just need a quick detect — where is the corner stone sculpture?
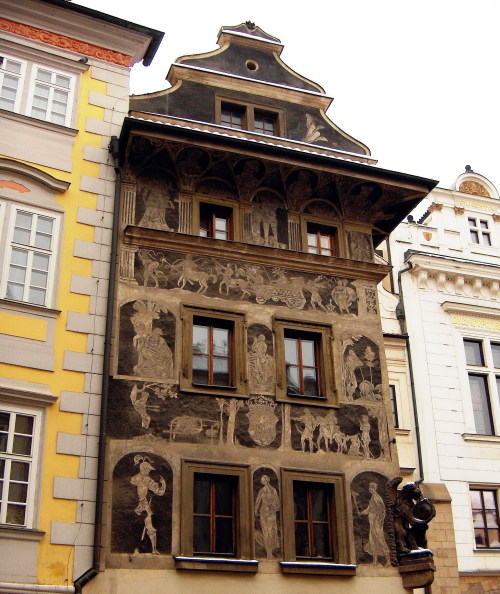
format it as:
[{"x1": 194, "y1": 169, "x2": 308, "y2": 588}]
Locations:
[{"x1": 387, "y1": 478, "x2": 436, "y2": 558}]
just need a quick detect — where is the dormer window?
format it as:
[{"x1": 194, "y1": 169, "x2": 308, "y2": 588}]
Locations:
[
  {"x1": 468, "y1": 217, "x2": 491, "y2": 246},
  {"x1": 217, "y1": 98, "x2": 282, "y2": 137}
]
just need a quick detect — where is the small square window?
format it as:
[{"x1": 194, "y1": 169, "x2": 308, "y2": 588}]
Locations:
[
  {"x1": 199, "y1": 203, "x2": 232, "y2": 240},
  {"x1": 306, "y1": 223, "x2": 337, "y2": 256},
  {"x1": 254, "y1": 110, "x2": 277, "y2": 136},
  {"x1": 274, "y1": 318, "x2": 335, "y2": 405},
  {"x1": 468, "y1": 217, "x2": 492, "y2": 246},
  {"x1": 181, "y1": 306, "x2": 247, "y2": 396},
  {"x1": 470, "y1": 488, "x2": 500, "y2": 548},
  {"x1": 221, "y1": 103, "x2": 245, "y2": 130}
]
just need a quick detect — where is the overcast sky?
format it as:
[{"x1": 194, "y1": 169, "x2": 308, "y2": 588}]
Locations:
[{"x1": 79, "y1": 0, "x2": 499, "y2": 193}]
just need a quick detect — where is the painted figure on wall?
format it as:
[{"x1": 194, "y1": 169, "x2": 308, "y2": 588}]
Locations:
[
  {"x1": 248, "y1": 333, "x2": 275, "y2": 392},
  {"x1": 130, "y1": 455, "x2": 166, "y2": 555},
  {"x1": 139, "y1": 187, "x2": 175, "y2": 231},
  {"x1": 255, "y1": 474, "x2": 281, "y2": 558},
  {"x1": 342, "y1": 335, "x2": 382, "y2": 402},
  {"x1": 360, "y1": 482, "x2": 390, "y2": 565}
]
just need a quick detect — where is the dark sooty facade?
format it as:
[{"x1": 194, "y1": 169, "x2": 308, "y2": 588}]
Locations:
[{"x1": 97, "y1": 22, "x2": 438, "y2": 593}]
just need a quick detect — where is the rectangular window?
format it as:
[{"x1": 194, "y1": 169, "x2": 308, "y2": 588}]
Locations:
[
  {"x1": 389, "y1": 384, "x2": 399, "y2": 428},
  {"x1": 468, "y1": 217, "x2": 492, "y2": 246},
  {"x1": 275, "y1": 318, "x2": 334, "y2": 404},
  {"x1": 180, "y1": 461, "x2": 252, "y2": 563},
  {"x1": 4, "y1": 208, "x2": 58, "y2": 306},
  {"x1": 306, "y1": 223, "x2": 337, "y2": 256},
  {"x1": 221, "y1": 102, "x2": 245, "y2": 130},
  {"x1": 294, "y1": 481, "x2": 334, "y2": 559},
  {"x1": 281, "y1": 470, "x2": 350, "y2": 568},
  {"x1": 254, "y1": 110, "x2": 277, "y2": 136},
  {"x1": 470, "y1": 488, "x2": 500, "y2": 549},
  {"x1": 0, "y1": 54, "x2": 74, "y2": 126},
  {"x1": 192, "y1": 317, "x2": 232, "y2": 387},
  {"x1": 0, "y1": 406, "x2": 40, "y2": 527},
  {"x1": 193, "y1": 473, "x2": 237, "y2": 555},
  {"x1": 182, "y1": 306, "x2": 246, "y2": 396},
  {"x1": 0, "y1": 56, "x2": 25, "y2": 113},
  {"x1": 285, "y1": 330, "x2": 320, "y2": 397},
  {"x1": 463, "y1": 339, "x2": 497, "y2": 435},
  {"x1": 217, "y1": 98, "x2": 282, "y2": 137},
  {"x1": 199, "y1": 202, "x2": 232, "y2": 240}
]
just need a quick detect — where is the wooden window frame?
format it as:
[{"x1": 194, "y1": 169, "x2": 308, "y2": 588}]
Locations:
[
  {"x1": 469, "y1": 486, "x2": 500, "y2": 549},
  {"x1": 274, "y1": 317, "x2": 335, "y2": 406},
  {"x1": 280, "y1": 469, "x2": 354, "y2": 575},
  {"x1": 177, "y1": 460, "x2": 256, "y2": 572},
  {"x1": 300, "y1": 214, "x2": 343, "y2": 258},
  {"x1": 215, "y1": 96, "x2": 284, "y2": 137},
  {"x1": 192, "y1": 196, "x2": 240, "y2": 242},
  {"x1": 198, "y1": 201, "x2": 233, "y2": 241},
  {"x1": 181, "y1": 305, "x2": 247, "y2": 397}
]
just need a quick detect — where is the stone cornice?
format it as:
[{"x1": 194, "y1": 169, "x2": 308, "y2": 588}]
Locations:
[
  {"x1": 406, "y1": 252, "x2": 500, "y2": 301},
  {"x1": 0, "y1": 156, "x2": 70, "y2": 193}
]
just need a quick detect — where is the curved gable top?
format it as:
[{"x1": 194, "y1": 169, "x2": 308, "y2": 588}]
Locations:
[
  {"x1": 455, "y1": 166, "x2": 498, "y2": 199},
  {"x1": 175, "y1": 22, "x2": 324, "y2": 94},
  {"x1": 0, "y1": 157, "x2": 70, "y2": 194}
]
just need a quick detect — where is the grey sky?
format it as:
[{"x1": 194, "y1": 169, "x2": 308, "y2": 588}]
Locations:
[{"x1": 79, "y1": 0, "x2": 499, "y2": 192}]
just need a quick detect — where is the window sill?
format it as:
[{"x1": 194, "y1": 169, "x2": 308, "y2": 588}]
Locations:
[
  {"x1": 276, "y1": 397, "x2": 338, "y2": 409},
  {"x1": 473, "y1": 548, "x2": 500, "y2": 553},
  {"x1": 0, "y1": 298, "x2": 61, "y2": 318},
  {"x1": 174, "y1": 556, "x2": 258, "y2": 573},
  {"x1": 462, "y1": 433, "x2": 500, "y2": 444},
  {"x1": 0, "y1": 525, "x2": 45, "y2": 542},
  {"x1": 280, "y1": 561, "x2": 356, "y2": 576},
  {"x1": 0, "y1": 109, "x2": 78, "y2": 137}
]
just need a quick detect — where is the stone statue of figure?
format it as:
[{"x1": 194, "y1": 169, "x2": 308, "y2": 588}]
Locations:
[
  {"x1": 130, "y1": 456, "x2": 166, "y2": 555},
  {"x1": 255, "y1": 475, "x2": 280, "y2": 558},
  {"x1": 360, "y1": 482, "x2": 390, "y2": 565}
]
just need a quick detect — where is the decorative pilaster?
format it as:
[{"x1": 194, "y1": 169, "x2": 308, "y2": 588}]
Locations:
[
  {"x1": 287, "y1": 220, "x2": 301, "y2": 251},
  {"x1": 178, "y1": 196, "x2": 193, "y2": 234},
  {"x1": 121, "y1": 182, "x2": 136, "y2": 226}
]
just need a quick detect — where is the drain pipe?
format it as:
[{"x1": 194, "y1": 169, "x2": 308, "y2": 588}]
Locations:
[
  {"x1": 396, "y1": 261, "x2": 424, "y2": 483},
  {"x1": 74, "y1": 136, "x2": 121, "y2": 593}
]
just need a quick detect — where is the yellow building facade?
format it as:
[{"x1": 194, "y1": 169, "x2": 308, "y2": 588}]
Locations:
[{"x1": 0, "y1": 1, "x2": 161, "y2": 591}]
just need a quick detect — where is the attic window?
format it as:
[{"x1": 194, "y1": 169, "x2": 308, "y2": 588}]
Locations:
[
  {"x1": 217, "y1": 98, "x2": 282, "y2": 137},
  {"x1": 221, "y1": 103, "x2": 245, "y2": 130}
]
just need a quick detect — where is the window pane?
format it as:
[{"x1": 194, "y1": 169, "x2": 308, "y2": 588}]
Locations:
[
  {"x1": 213, "y1": 357, "x2": 229, "y2": 386},
  {"x1": 12, "y1": 434, "x2": 32, "y2": 456},
  {"x1": 301, "y1": 340, "x2": 316, "y2": 367},
  {"x1": 193, "y1": 516, "x2": 210, "y2": 552},
  {"x1": 303, "y1": 368, "x2": 318, "y2": 396},
  {"x1": 470, "y1": 230, "x2": 479, "y2": 243},
  {"x1": 0, "y1": 412, "x2": 9, "y2": 432},
  {"x1": 13, "y1": 228, "x2": 31, "y2": 245},
  {"x1": 464, "y1": 340, "x2": 484, "y2": 366},
  {"x1": 310, "y1": 486, "x2": 328, "y2": 521},
  {"x1": 492, "y1": 344, "x2": 500, "y2": 368},
  {"x1": 10, "y1": 461, "x2": 30, "y2": 482},
  {"x1": 212, "y1": 328, "x2": 229, "y2": 356},
  {"x1": 31, "y1": 270, "x2": 48, "y2": 289},
  {"x1": 285, "y1": 337, "x2": 298, "y2": 365},
  {"x1": 214, "y1": 476, "x2": 234, "y2": 515},
  {"x1": 33, "y1": 253, "x2": 50, "y2": 272},
  {"x1": 192, "y1": 355, "x2": 209, "y2": 384},
  {"x1": 49, "y1": 112, "x2": 66, "y2": 126},
  {"x1": 293, "y1": 483, "x2": 307, "y2": 520},
  {"x1": 36, "y1": 69, "x2": 52, "y2": 83},
  {"x1": 8, "y1": 265, "x2": 26, "y2": 283},
  {"x1": 215, "y1": 517, "x2": 234, "y2": 554},
  {"x1": 468, "y1": 374, "x2": 494, "y2": 435},
  {"x1": 34, "y1": 232, "x2": 52, "y2": 251},
  {"x1": 10, "y1": 248, "x2": 28, "y2": 266},
  {"x1": 313, "y1": 523, "x2": 331, "y2": 558},
  {"x1": 286, "y1": 366, "x2": 300, "y2": 394},
  {"x1": 5, "y1": 60, "x2": 22, "y2": 75},
  {"x1": 6, "y1": 503, "x2": 26, "y2": 525},
  {"x1": 28, "y1": 287, "x2": 46, "y2": 306},
  {"x1": 0, "y1": 433, "x2": 7, "y2": 453},
  {"x1": 6, "y1": 283, "x2": 24, "y2": 301},
  {"x1": 8, "y1": 481, "x2": 28, "y2": 503},
  {"x1": 295, "y1": 523, "x2": 309, "y2": 557},
  {"x1": 193, "y1": 475, "x2": 210, "y2": 514},
  {"x1": 55, "y1": 74, "x2": 70, "y2": 88},
  {"x1": 14, "y1": 415, "x2": 33, "y2": 436},
  {"x1": 193, "y1": 325, "x2": 209, "y2": 354}
]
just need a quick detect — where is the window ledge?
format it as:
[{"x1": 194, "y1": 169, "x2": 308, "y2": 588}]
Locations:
[
  {"x1": 0, "y1": 525, "x2": 45, "y2": 542},
  {"x1": 462, "y1": 433, "x2": 500, "y2": 444},
  {"x1": 395, "y1": 428, "x2": 411, "y2": 437},
  {"x1": 174, "y1": 556, "x2": 259, "y2": 573},
  {"x1": 276, "y1": 397, "x2": 339, "y2": 409},
  {"x1": 0, "y1": 298, "x2": 61, "y2": 318},
  {"x1": 0, "y1": 109, "x2": 78, "y2": 137},
  {"x1": 280, "y1": 561, "x2": 356, "y2": 576},
  {"x1": 473, "y1": 548, "x2": 500, "y2": 553}
]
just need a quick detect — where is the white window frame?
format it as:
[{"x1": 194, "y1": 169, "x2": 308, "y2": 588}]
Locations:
[
  {"x1": 26, "y1": 63, "x2": 75, "y2": 127},
  {"x1": 0, "y1": 403, "x2": 42, "y2": 528},
  {"x1": 1, "y1": 204, "x2": 61, "y2": 308},
  {"x1": 0, "y1": 54, "x2": 27, "y2": 114},
  {"x1": 469, "y1": 484, "x2": 500, "y2": 550},
  {"x1": 0, "y1": 52, "x2": 75, "y2": 127},
  {"x1": 460, "y1": 335, "x2": 500, "y2": 436}
]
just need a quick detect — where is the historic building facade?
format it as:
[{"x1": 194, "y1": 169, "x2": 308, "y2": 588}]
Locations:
[
  {"x1": 87, "y1": 23, "x2": 440, "y2": 593},
  {"x1": 381, "y1": 168, "x2": 500, "y2": 593},
  {"x1": 0, "y1": 1, "x2": 161, "y2": 591}
]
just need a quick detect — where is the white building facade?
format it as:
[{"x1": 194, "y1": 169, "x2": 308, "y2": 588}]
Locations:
[{"x1": 381, "y1": 167, "x2": 500, "y2": 592}]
